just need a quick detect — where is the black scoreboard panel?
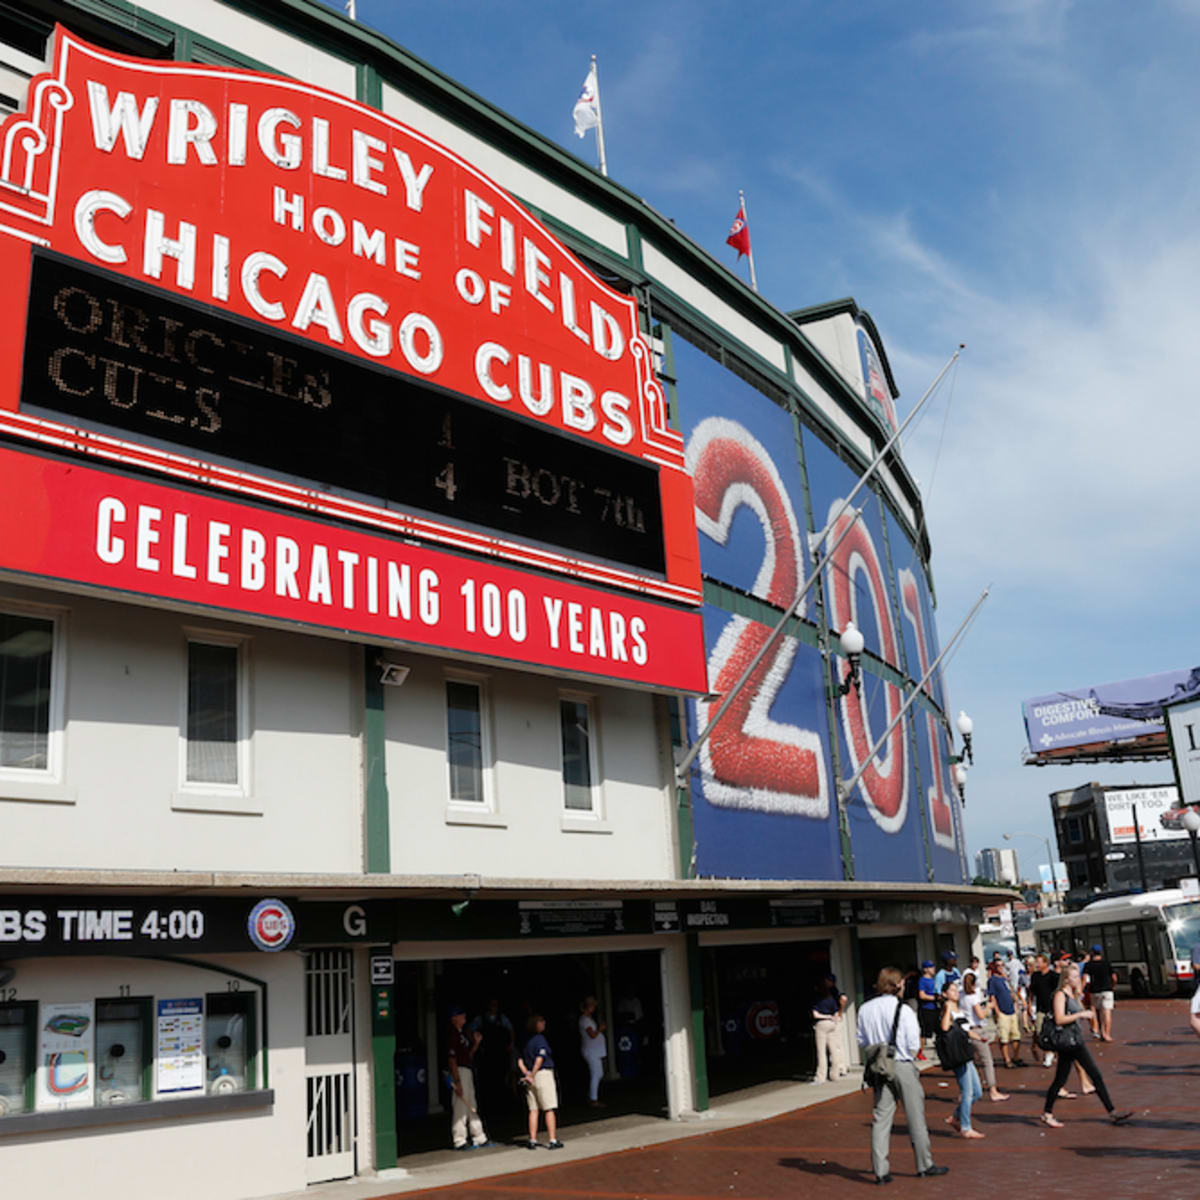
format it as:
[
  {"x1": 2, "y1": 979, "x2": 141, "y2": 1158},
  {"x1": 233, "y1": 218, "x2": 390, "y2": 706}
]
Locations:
[{"x1": 20, "y1": 254, "x2": 666, "y2": 574}]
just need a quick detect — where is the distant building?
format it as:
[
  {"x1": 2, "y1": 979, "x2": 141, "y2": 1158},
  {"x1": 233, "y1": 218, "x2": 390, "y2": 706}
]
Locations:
[
  {"x1": 976, "y1": 847, "x2": 1020, "y2": 885},
  {"x1": 1051, "y1": 782, "x2": 1199, "y2": 907}
]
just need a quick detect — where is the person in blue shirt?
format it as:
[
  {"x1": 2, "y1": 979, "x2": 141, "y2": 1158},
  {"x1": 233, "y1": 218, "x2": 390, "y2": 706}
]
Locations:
[
  {"x1": 518, "y1": 1014, "x2": 563, "y2": 1150},
  {"x1": 933, "y1": 951, "x2": 961, "y2": 996},
  {"x1": 986, "y1": 961, "x2": 1021, "y2": 1067},
  {"x1": 917, "y1": 961, "x2": 939, "y2": 1047}
]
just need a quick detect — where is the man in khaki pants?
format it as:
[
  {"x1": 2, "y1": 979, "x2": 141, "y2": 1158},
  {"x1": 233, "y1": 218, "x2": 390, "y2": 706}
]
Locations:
[
  {"x1": 447, "y1": 1006, "x2": 490, "y2": 1151},
  {"x1": 811, "y1": 973, "x2": 848, "y2": 1083}
]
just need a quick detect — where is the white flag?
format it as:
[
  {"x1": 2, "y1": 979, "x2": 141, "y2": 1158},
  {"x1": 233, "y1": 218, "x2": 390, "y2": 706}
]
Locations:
[{"x1": 573, "y1": 64, "x2": 599, "y2": 137}]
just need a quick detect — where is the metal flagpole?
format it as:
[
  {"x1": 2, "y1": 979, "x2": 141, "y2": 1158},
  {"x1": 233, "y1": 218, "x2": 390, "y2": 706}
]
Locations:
[
  {"x1": 591, "y1": 55, "x2": 608, "y2": 177},
  {"x1": 836, "y1": 588, "x2": 990, "y2": 803},
  {"x1": 673, "y1": 344, "x2": 964, "y2": 786},
  {"x1": 740, "y1": 189, "x2": 758, "y2": 293}
]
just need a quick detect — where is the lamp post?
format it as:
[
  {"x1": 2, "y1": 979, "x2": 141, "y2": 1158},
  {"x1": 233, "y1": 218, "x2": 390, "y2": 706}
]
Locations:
[
  {"x1": 1005, "y1": 830, "x2": 1057, "y2": 911},
  {"x1": 954, "y1": 763, "x2": 968, "y2": 804},
  {"x1": 1182, "y1": 809, "x2": 1200, "y2": 880}
]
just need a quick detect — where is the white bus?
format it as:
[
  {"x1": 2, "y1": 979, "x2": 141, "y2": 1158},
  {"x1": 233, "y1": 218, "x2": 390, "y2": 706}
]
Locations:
[{"x1": 1033, "y1": 889, "x2": 1200, "y2": 996}]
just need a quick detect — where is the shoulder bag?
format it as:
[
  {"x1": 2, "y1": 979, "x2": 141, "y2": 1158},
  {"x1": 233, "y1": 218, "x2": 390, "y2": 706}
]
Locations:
[{"x1": 862, "y1": 1000, "x2": 904, "y2": 1087}]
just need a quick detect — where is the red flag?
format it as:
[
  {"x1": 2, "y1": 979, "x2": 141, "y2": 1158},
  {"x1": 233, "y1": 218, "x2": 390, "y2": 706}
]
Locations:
[{"x1": 726, "y1": 204, "x2": 751, "y2": 258}]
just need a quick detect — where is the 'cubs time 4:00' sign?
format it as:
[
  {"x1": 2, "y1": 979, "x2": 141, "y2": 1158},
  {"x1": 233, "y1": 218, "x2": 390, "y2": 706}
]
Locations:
[{"x1": 0, "y1": 29, "x2": 705, "y2": 692}]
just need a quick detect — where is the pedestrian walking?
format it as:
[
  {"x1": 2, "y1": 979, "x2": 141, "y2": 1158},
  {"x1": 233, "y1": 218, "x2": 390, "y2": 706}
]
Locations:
[
  {"x1": 578, "y1": 995, "x2": 607, "y2": 1107},
  {"x1": 1039, "y1": 962, "x2": 1132, "y2": 1128},
  {"x1": 1082, "y1": 945, "x2": 1117, "y2": 1042},
  {"x1": 986, "y1": 961, "x2": 1021, "y2": 1067},
  {"x1": 916, "y1": 960, "x2": 939, "y2": 1047},
  {"x1": 1028, "y1": 953, "x2": 1058, "y2": 1067},
  {"x1": 447, "y1": 1005, "x2": 491, "y2": 1150},
  {"x1": 938, "y1": 979, "x2": 985, "y2": 1139},
  {"x1": 518, "y1": 1013, "x2": 563, "y2": 1150},
  {"x1": 959, "y1": 971, "x2": 1009, "y2": 1102},
  {"x1": 856, "y1": 966, "x2": 949, "y2": 1184},
  {"x1": 811, "y1": 973, "x2": 848, "y2": 1083}
]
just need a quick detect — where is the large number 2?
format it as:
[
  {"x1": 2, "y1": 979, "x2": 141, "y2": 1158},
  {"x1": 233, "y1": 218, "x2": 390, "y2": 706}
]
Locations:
[
  {"x1": 899, "y1": 569, "x2": 956, "y2": 849},
  {"x1": 685, "y1": 418, "x2": 828, "y2": 817}
]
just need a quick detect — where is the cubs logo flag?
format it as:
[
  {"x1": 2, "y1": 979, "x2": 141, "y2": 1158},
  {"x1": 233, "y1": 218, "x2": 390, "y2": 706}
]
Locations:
[
  {"x1": 573, "y1": 63, "x2": 600, "y2": 137},
  {"x1": 726, "y1": 204, "x2": 751, "y2": 258}
]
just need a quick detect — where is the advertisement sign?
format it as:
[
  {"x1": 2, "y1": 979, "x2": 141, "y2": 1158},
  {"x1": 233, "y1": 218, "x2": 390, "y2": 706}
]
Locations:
[
  {"x1": 0, "y1": 446, "x2": 706, "y2": 693},
  {"x1": 0, "y1": 30, "x2": 704, "y2": 682},
  {"x1": 1103, "y1": 786, "x2": 1187, "y2": 844},
  {"x1": 155, "y1": 998, "x2": 204, "y2": 1094},
  {"x1": 855, "y1": 322, "x2": 898, "y2": 432},
  {"x1": 1023, "y1": 667, "x2": 1200, "y2": 756},
  {"x1": 1166, "y1": 697, "x2": 1200, "y2": 808},
  {"x1": 1038, "y1": 863, "x2": 1069, "y2": 893},
  {"x1": 37, "y1": 1001, "x2": 94, "y2": 1109}
]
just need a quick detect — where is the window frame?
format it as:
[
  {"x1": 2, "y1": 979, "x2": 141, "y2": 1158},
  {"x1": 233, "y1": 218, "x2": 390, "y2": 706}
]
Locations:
[
  {"x1": 0, "y1": 1000, "x2": 37, "y2": 1118},
  {"x1": 0, "y1": 598, "x2": 68, "y2": 796},
  {"x1": 175, "y1": 628, "x2": 254, "y2": 814},
  {"x1": 204, "y1": 990, "x2": 259, "y2": 1094},
  {"x1": 443, "y1": 671, "x2": 501, "y2": 825},
  {"x1": 94, "y1": 995, "x2": 152, "y2": 1106},
  {"x1": 558, "y1": 690, "x2": 605, "y2": 826}
]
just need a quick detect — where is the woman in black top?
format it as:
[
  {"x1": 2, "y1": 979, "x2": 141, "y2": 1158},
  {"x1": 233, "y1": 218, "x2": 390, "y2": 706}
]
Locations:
[{"x1": 1040, "y1": 963, "x2": 1131, "y2": 1128}]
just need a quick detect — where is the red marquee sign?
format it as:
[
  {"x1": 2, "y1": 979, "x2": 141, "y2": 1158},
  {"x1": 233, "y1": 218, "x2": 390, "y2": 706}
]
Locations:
[{"x1": 0, "y1": 30, "x2": 705, "y2": 691}]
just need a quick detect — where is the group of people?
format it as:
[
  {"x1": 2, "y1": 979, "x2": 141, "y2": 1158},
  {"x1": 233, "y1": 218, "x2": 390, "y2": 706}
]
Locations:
[
  {"x1": 445, "y1": 995, "x2": 610, "y2": 1151},
  {"x1": 856, "y1": 947, "x2": 1133, "y2": 1184}
]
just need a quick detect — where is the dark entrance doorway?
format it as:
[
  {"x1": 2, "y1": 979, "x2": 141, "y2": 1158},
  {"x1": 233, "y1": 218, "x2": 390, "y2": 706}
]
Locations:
[
  {"x1": 702, "y1": 939, "x2": 831, "y2": 1096},
  {"x1": 393, "y1": 947, "x2": 667, "y2": 1154},
  {"x1": 858, "y1": 934, "x2": 919, "y2": 998}
]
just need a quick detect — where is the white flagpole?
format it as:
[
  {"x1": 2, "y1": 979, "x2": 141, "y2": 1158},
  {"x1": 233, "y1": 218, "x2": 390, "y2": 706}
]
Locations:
[
  {"x1": 740, "y1": 189, "x2": 758, "y2": 293},
  {"x1": 345, "y1": 0, "x2": 356, "y2": 19},
  {"x1": 591, "y1": 55, "x2": 608, "y2": 177}
]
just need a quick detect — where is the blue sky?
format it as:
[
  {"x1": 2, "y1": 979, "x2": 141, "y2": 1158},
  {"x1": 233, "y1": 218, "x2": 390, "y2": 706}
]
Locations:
[{"x1": 329, "y1": 0, "x2": 1200, "y2": 877}]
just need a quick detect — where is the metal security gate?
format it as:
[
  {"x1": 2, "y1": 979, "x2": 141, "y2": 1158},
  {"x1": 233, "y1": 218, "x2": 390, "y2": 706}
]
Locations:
[{"x1": 304, "y1": 949, "x2": 356, "y2": 1183}]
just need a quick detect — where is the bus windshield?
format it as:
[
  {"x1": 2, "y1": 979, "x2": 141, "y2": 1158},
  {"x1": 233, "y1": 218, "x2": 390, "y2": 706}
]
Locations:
[{"x1": 1165, "y1": 901, "x2": 1200, "y2": 960}]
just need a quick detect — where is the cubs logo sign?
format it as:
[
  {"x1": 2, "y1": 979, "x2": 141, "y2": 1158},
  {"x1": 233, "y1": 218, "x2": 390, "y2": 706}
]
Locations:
[{"x1": 247, "y1": 898, "x2": 295, "y2": 952}]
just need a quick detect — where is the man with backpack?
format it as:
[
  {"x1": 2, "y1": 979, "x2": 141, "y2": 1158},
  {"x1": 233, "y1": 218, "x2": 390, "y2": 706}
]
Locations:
[{"x1": 856, "y1": 966, "x2": 950, "y2": 1185}]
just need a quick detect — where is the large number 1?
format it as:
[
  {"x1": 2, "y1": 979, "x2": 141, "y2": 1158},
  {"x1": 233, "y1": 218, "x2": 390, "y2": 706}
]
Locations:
[{"x1": 685, "y1": 418, "x2": 828, "y2": 817}]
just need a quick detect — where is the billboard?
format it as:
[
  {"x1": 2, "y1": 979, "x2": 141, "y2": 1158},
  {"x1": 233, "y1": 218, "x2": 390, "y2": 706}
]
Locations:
[
  {"x1": 1166, "y1": 697, "x2": 1200, "y2": 808},
  {"x1": 1103, "y1": 786, "x2": 1189, "y2": 845},
  {"x1": 1023, "y1": 667, "x2": 1200, "y2": 756},
  {"x1": 0, "y1": 30, "x2": 706, "y2": 691}
]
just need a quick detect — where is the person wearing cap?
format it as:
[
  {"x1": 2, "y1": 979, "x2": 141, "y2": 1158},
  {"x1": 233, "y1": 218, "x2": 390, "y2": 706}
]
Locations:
[
  {"x1": 917, "y1": 961, "x2": 939, "y2": 1046},
  {"x1": 447, "y1": 1006, "x2": 490, "y2": 1150},
  {"x1": 1082, "y1": 944, "x2": 1117, "y2": 1042},
  {"x1": 933, "y1": 951, "x2": 961, "y2": 997}
]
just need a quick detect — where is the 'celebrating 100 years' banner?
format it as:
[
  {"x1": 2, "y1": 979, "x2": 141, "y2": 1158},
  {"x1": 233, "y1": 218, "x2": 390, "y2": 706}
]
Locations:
[{"x1": 0, "y1": 29, "x2": 705, "y2": 692}]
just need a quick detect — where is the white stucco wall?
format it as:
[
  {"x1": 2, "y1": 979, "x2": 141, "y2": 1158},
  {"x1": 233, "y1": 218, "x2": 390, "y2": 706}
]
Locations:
[
  {"x1": 382, "y1": 656, "x2": 677, "y2": 881},
  {"x1": 0, "y1": 583, "x2": 363, "y2": 874},
  {"x1": 0, "y1": 952, "x2": 308, "y2": 1200}
]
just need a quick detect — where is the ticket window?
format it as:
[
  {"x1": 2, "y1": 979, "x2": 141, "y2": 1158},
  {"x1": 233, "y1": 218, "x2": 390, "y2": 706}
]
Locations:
[
  {"x1": 95, "y1": 998, "x2": 150, "y2": 1106},
  {"x1": 0, "y1": 1003, "x2": 34, "y2": 1117},
  {"x1": 205, "y1": 993, "x2": 256, "y2": 1094}
]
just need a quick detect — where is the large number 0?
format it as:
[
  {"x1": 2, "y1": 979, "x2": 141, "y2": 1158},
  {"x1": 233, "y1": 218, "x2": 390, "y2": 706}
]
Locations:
[
  {"x1": 899, "y1": 569, "x2": 956, "y2": 849},
  {"x1": 824, "y1": 502, "x2": 908, "y2": 831},
  {"x1": 685, "y1": 418, "x2": 828, "y2": 817}
]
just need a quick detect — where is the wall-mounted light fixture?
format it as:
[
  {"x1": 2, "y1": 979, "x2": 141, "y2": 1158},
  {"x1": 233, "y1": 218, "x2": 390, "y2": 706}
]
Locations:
[
  {"x1": 954, "y1": 762, "x2": 968, "y2": 804},
  {"x1": 837, "y1": 621, "x2": 865, "y2": 696},
  {"x1": 378, "y1": 660, "x2": 410, "y2": 687}
]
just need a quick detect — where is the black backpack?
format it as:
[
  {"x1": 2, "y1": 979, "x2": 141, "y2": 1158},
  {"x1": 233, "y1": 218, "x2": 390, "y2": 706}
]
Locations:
[{"x1": 935, "y1": 1019, "x2": 973, "y2": 1069}]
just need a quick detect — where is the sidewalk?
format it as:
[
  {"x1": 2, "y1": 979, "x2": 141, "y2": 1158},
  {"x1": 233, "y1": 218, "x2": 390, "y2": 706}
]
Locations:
[{"x1": 271, "y1": 1000, "x2": 1197, "y2": 1199}]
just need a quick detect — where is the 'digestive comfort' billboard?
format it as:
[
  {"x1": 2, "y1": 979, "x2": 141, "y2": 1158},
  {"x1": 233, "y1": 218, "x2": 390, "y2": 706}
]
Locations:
[{"x1": 0, "y1": 29, "x2": 706, "y2": 693}]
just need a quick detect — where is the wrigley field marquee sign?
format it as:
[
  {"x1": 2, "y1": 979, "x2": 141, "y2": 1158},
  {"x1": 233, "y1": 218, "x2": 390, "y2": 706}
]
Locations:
[{"x1": 0, "y1": 30, "x2": 705, "y2": 692}]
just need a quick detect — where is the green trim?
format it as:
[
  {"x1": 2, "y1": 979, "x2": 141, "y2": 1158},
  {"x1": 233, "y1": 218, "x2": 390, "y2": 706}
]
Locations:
[
  {"x1": 364, "y1": 646, "x2": 391, "y2": 874},
  {"x1": 685, "y1": 933, "x2": 709, "y2": 1111},
  {"x1": 356, "y1": 61, "x2": 382, "y2": 109},
  {"x1": 665, "y1": 694, "x2": 694, "y2": 878},
  {"x1": 371, "y1": 970, "x2": 397, "y2": 1169},
  {"x1": 700, "y1": 580, "x2": 822, "y2": 649}
]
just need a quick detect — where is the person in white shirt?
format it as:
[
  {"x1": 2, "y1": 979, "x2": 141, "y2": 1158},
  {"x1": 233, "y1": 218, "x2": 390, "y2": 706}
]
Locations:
[
  {"x1": 578, "y1": 995, "x2": 607, "y2": 1106},
  {"x1": 856, "y1": 966, "x2": 949, "y2": 1185},
  {"x1": 958, "y1": 972, "x2": 1009, "y2": 1103}
]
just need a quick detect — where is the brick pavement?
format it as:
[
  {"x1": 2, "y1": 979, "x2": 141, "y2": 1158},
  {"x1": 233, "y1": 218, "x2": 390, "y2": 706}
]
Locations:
[{"x1": 389, "y1": 1000, "x2": 1199, "y2": 1199}]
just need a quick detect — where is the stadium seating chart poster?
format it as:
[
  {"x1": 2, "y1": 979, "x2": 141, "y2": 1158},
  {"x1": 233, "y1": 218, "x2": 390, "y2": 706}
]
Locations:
[
  {"x1": 674, "y1": 338, "x2": 839, "y2": 880},
  {"x1": 802, "y1": 430, "x2": 927, "y2": 881}
]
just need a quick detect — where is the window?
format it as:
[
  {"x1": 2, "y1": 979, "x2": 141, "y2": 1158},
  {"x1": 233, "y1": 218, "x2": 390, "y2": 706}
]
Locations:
[
  {"x1": 446, "y1": 679, "x2": 488, "y2": 806},
  {"x1": 95, "y1": 998, "x2": 150, "y2": 1106},
  {"x1": 1065, "y1": 816, "x2": 1084, "y2": 845},
  {"x1": 0, "y1": 610, "x2": 55, "y2": 772},
  {"x1": 0, "y1": 1003, "x2": 34, "y2": 1117},
  {"x1": 205, "y1": 993, "x2": 256, "y2": 1094},
  {"x1": 184, "y1": 636, "x2": 246, "y2": 788},
  {"x1": 560, "y1": 696, "x2": 598, "y2": 813}
]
